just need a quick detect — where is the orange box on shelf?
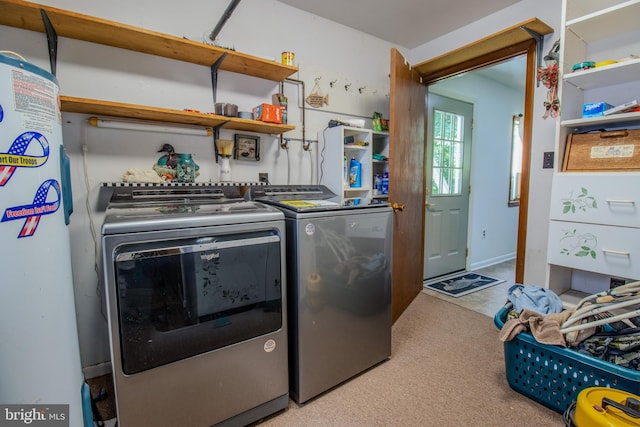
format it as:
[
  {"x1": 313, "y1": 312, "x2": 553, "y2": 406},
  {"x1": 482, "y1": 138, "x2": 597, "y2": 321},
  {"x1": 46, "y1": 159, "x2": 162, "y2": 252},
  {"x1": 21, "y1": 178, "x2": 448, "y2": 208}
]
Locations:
[{"x1": 253, "y1": 103, "x2": 283, "y2": 124}]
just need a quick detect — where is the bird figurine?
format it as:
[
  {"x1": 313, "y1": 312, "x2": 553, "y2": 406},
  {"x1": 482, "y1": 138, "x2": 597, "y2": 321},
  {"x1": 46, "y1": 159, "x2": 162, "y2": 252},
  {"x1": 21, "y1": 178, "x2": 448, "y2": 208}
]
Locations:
[{"x1": 156, "y1": 143, "x2": 179, "y2": 169}]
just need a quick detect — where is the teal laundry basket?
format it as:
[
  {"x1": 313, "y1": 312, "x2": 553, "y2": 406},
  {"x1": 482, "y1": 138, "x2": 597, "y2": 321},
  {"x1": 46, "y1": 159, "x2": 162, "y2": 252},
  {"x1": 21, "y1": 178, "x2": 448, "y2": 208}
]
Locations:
[{"x1": 494, "y1": 306, "x2": 640, "y2": 414}]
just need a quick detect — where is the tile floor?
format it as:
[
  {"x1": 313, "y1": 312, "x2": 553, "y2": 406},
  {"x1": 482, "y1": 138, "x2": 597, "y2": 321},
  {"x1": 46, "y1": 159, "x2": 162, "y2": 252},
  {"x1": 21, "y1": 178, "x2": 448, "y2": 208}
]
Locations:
[{"x1": 422, "y1": 259, "x2": 516, "y2": 318}]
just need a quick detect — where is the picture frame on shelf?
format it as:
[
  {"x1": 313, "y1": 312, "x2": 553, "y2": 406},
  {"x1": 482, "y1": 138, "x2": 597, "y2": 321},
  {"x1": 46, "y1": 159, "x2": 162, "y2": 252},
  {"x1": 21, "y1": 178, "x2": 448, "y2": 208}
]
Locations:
[{"x1": 234, "y1": 134, "x2": 260, "y2": 161}]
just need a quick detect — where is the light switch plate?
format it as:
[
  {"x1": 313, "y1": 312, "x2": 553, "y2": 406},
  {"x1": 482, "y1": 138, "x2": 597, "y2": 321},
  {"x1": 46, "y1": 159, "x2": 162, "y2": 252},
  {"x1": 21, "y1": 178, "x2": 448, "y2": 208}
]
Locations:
[{"x1": 543, "y1": 152, "x2": 554, "y2": 169}]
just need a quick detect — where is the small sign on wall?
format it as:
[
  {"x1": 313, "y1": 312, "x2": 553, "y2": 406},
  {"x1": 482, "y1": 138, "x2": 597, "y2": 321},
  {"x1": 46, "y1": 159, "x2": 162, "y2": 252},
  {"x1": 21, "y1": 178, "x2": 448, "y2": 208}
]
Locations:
[{"x1": 234, "y1": 134, "x2": 260, "y2": 161}]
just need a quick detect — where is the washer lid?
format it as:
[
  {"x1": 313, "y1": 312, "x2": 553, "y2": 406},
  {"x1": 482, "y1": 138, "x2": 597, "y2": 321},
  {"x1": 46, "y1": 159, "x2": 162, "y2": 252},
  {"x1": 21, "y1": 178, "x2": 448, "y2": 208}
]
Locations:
[
  {"x1": 102, "y1": 200, "x2": 283, "y2": 235},
  {"x1": 251, "y1": 184, "x2": 389, "y2": 212}
]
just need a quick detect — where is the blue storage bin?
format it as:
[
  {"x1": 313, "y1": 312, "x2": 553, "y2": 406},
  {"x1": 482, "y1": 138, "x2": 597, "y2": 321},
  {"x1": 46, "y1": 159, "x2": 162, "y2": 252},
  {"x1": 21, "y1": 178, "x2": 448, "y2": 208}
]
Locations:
[{"x1": 494, "y1": 306, "x2": 640, "y2": 414}]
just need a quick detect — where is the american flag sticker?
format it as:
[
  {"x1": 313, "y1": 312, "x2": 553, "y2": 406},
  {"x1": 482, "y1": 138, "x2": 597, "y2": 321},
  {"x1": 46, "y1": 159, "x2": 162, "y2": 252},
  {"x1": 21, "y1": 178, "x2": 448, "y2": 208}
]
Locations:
[
  {"x1": 1, "y1": 179, "x2": 60, "y2": 238},
  {"x1": 0, "y1": 131, "x2": 49, "y2": 186}
]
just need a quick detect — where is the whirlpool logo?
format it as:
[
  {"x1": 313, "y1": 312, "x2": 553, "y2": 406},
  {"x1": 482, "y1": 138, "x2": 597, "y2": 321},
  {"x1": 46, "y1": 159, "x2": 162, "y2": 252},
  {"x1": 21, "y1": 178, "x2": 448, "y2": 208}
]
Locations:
[
  {"x1": 200, "y1": 252, "x2": 220, "y2": 262},
  {"x1": 1, "y1": 405, "x2": 68, "y2": 426}
]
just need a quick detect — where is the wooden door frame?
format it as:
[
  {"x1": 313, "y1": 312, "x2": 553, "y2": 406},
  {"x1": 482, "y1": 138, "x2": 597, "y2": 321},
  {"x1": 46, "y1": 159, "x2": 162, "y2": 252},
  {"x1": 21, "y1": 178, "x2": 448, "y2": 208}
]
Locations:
[
  {"x1": 413, "y1": 18, "x2": 553, "y2": 283},
  {"x1": 426, "y1": 41, "x2": 535, "y2": 283}
]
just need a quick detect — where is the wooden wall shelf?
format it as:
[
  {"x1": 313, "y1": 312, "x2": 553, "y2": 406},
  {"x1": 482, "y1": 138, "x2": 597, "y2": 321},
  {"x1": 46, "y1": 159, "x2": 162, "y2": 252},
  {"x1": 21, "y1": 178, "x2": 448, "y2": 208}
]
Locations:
[
  {"x1": 1, "y1": 0, "x2": 297, "y2": 135},
  {"x1": 0, "y1": 0, "x2": 298, "y2": 82},
  {"x1": 61, "y1": 97, "x2": 295, "y2": 135}
]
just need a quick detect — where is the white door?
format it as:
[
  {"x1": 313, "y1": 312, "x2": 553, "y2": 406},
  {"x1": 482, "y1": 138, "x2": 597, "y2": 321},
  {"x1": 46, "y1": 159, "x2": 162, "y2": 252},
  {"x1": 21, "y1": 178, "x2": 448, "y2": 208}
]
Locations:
[{"x1": 423, "y1": 94, "x2": 473, "y2": 280}]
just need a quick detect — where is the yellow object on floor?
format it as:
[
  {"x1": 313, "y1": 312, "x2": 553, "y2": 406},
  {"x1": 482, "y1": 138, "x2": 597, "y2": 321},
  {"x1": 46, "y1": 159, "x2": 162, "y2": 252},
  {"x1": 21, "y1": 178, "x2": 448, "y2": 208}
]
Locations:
[{"x1": 574, "y1": 387, "x2": 640, "y2": 426}]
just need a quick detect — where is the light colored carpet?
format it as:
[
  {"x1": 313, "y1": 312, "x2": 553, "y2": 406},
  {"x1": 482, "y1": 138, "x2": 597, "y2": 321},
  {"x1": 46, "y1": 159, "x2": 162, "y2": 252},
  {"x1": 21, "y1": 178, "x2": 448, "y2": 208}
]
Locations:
[{"x1": 257, "y1": 293, "x2": 563, "y2": 426}]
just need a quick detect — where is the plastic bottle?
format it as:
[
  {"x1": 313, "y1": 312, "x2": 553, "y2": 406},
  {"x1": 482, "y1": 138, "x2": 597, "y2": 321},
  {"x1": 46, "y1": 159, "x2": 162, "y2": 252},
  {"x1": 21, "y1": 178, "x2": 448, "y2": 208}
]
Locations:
[
  {"x1": 380, "y1": 174, "x2": 386, "y2": 194},
  {"x1": 382, "y1": 172, "x2": 389, "y2": 194},
  {"x1": 349, "y1": 157, "x2": 362, "y2": 188},
  {"x1": 373, "y1": 174, "x2": 381, "y2": 195},
  {"x1": 343, "y1": 156, "x2": 348, "y2": 186}
]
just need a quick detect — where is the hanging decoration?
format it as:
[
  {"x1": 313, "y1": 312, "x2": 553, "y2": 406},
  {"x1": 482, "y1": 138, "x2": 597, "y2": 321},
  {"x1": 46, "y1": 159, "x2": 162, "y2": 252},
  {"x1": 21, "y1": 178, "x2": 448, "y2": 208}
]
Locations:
[
  {"x1": 538, "y1": 39, "x2": 560, "y2": 119},
  {"x1": 305, "y1": 77, "x2": 329, "y2": 108}
]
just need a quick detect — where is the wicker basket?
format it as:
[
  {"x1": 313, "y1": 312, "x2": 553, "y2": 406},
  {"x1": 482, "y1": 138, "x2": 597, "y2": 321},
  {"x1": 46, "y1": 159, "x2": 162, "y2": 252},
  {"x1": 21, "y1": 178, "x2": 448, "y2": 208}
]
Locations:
[{"x1": 494, "y1": 306, "x2": 640, "y2": 414}]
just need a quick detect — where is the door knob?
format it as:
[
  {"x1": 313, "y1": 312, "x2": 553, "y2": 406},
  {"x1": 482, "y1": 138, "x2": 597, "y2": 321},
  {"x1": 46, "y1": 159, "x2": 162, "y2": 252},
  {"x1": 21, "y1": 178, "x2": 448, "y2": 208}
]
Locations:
[
  {"x1": 425, "y1": 202, "x2": 436, "y2": 208},
  {"x1": 391, "y1": 202, "x2": 404, "y2": 212}
]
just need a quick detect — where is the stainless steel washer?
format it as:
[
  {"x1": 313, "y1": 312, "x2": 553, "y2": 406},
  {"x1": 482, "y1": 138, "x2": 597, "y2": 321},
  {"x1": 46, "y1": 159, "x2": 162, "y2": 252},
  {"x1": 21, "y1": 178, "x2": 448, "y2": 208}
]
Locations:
[
  {"x1": 100, "y1": 184, "x2": 288, "y2": 426},
  {"x1": 251, "y1": 185, "x2": 392, "y2": 404}
]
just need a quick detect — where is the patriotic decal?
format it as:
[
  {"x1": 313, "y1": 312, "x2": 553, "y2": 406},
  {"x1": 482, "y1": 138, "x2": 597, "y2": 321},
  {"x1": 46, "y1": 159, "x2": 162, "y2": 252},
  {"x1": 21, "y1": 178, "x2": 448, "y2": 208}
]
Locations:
[
  {"x1": 1, "y1": 179, "x2": 60, "y2": 238},
  {"x1": 0, "y1": 131, "x2": 49, "y2": 186}
]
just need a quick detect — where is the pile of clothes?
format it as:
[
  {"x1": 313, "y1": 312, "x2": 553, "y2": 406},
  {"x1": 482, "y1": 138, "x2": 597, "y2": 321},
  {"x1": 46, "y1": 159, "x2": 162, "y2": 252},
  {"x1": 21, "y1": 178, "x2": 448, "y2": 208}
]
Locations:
[{"x1": 499, "y1": 282, "x2": 640, "y2": 370}]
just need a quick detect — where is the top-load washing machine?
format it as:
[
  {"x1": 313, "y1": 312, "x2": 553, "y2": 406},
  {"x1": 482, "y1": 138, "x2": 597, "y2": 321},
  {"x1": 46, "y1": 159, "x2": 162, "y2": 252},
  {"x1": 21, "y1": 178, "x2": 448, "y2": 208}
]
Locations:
[
  {"x1": 100, "y1": 184, "x2": 289, "y2": 426},
  {"x1": 251, "y1": 185, "x2": 392, "y2": 404}
]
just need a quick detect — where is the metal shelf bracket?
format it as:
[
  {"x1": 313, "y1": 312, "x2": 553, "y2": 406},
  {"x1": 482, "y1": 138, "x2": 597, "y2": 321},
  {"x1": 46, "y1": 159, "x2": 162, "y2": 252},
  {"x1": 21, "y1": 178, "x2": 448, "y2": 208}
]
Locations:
[
  {"x1": 212, "y1": 122, "x2": 229, "y2": 163},
  {"x1": 210, "y1": 52, "x2": 227, "y2": 104},
  {"x1": 40, "y1": 9, "x2": 58, "y2": 76},
  {"x1": 520, "y1": 25, "x2": 546, "y2": 87}
]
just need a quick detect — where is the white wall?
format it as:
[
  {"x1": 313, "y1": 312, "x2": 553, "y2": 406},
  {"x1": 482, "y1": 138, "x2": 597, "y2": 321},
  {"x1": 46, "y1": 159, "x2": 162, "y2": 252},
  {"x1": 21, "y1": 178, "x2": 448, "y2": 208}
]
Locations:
[
  {"x1": 0, "y1": 0, "x2": 402, "y2": 373},
  {"x1": 410, "y1": 0, "x2": 562, "y2": 287},
  {"x1": 430, "y1": 73, "x2": 524, "y2": 269}
]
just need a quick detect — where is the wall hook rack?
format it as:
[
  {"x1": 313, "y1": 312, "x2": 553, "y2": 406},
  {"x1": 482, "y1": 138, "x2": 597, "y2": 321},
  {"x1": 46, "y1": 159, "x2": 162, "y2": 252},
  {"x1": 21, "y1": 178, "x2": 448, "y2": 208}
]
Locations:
[
  {"x1": 330, "y1": 79, "x2": 337, "y2": 88},
  {"x1": 344, "y1": 83, "x2": 351, "y2": 91},
  {"x1": 358, "y1": 86, "x2": 366, "y2": 94}
]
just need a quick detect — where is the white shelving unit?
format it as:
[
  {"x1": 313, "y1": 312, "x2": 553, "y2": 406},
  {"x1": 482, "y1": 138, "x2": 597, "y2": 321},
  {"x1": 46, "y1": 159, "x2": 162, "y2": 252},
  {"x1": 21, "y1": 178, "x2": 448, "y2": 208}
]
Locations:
[
  {"x1": 372, "y1": 131, "x2": 390, "y2": 201},
  {"x1": 319, "y1": 126, "x2": 389, "y2": 205},
  {"x1": 546, "y1": 0, "x2": 640, "y2": 306}
]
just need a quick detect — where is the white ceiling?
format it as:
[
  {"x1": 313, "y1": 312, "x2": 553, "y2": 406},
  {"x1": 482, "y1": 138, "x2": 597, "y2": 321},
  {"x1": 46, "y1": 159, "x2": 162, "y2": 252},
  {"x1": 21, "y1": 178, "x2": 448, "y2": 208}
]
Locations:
[
  {"x1": 277, "y1": 0, "x2": 522, "y2": 49},
  {"x1": 277, "y1": 0, "x2": 527, "y2": 90}
]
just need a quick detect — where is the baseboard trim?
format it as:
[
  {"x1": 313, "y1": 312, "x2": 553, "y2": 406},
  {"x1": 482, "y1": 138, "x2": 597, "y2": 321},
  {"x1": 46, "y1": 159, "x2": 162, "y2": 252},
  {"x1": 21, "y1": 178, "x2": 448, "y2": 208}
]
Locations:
[{"x1": 470, "y1": 253, "x2": 515, "y2": 271}]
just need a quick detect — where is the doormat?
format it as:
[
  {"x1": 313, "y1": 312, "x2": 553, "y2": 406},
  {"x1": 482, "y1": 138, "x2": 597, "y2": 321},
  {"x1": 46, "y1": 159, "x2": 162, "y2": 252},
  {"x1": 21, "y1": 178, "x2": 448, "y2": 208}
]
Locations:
[{"x1": 424, "y1": 272, "x2": 504, "y2": 298}]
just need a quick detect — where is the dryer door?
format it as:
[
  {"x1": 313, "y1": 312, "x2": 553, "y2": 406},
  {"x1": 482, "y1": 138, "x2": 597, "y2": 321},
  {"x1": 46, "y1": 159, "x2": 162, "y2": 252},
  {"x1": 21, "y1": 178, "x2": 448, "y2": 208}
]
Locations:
[{"x1": 111, "y1": 229, "x2": 283, "y2": 374}]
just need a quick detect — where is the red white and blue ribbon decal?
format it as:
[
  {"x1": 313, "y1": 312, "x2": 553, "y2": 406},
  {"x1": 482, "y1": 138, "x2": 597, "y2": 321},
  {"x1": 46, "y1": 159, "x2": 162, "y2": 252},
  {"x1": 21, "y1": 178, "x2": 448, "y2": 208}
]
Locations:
[
  {"x1": 1, "y1": 179, "x2": 60, "y2": 238},
  {"x1": 0, "y1": 131, "x2": 49, "y2": 186}
]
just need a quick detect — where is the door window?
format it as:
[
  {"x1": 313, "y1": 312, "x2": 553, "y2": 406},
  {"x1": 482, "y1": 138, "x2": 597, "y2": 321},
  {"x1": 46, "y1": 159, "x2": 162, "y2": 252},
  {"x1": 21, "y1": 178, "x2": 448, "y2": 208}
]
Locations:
[
  {"x1": 432, "y1": 109, "x2": 464, "y2": 196},
  {"x1": 509, "y1": 114, "x2": 523, "y2": 206}
]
